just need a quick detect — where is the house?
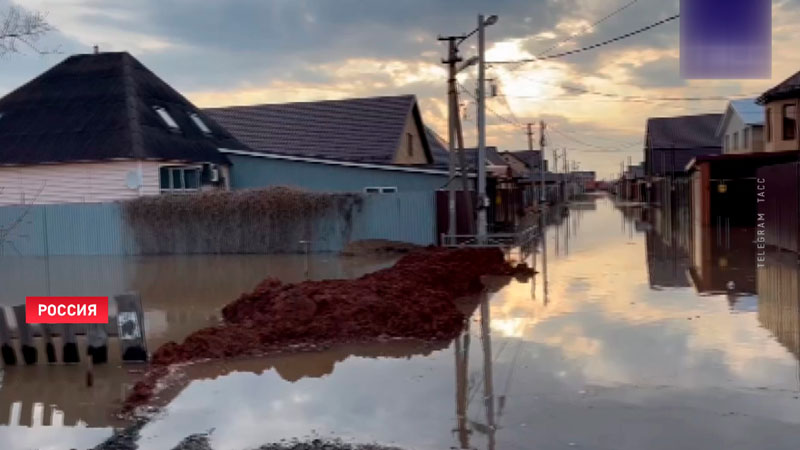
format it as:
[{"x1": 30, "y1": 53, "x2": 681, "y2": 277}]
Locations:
[
  {"x1": 717, "y1": 99, "x2": 764, "y2": 154},
  {"x1": 502, "y1": 150, "x2": 548, "y2": 173},
  {"x1": 0, "y1": 52, "x2": 243, "y2": 206},
  {"x1": 757, "y1": 70, "x2": 800, "y2": 152},
  {"x1": 644, "y1": 113, "x2": 722, "y2": 206},
  {"x1": 204, "y1": 95, "x2": 455, "y2": 194},
  {"x1": 644, "y1": 113, "x2": 723, "y2": 177}
]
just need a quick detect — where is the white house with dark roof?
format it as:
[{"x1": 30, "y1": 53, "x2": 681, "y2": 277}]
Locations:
[
  {"x1": 204, "y1": 95, "x2": 466, "y2": 193},
  {"x1": 0, "y1": 52, "x2": 245, "y2": 206},
  {"x1": 716, "y1": 99, "x2": 765, "y2": 154}
]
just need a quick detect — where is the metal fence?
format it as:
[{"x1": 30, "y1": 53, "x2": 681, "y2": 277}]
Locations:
[
  {"x1": 0, "y1": 192, "x2": 437, "y2": 256},
  {"x1": 757, "y1": 162, "x2": 799, "y2": 253}
]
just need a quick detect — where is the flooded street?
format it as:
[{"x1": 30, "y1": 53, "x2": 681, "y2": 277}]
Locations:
[{"x1": 3, "y1": 193, "x2": 800, "y2": 449}]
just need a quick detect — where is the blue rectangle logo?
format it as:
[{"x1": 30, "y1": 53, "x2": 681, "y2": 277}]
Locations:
[{"x1": 680, "y1": 0, "x2": 772, "y2": 79}]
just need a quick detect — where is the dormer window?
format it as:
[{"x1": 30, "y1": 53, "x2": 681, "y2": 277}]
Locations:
[
  {"x1": 189, "y1": 112, "x2": 212, "y2": 135},
  {"x1": 154, "y1": 106, "x2": 180, "y2": 132}
]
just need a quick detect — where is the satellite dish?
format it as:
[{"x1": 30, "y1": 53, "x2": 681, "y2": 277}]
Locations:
[{"x1": 126, "y1": 171, "x2": 142, "y2": 189}]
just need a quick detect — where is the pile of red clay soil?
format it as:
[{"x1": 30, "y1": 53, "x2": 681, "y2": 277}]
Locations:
[{"x1": 124, "y1": 247, "x2": 531, "y2": 411}]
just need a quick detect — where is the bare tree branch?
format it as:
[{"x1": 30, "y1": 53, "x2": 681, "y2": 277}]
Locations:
[{"x1": 0, "y1": 6, "x2": 54, "y2": 57}]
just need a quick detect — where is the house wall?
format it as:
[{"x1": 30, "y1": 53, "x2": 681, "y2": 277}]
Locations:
[
  {"x1": 393, "y1": 111, "x2": 428, "y2": 165},
  {"x1": 722, "y1": 112, "x2": 747, "y2": 154},
  {"x1": 0, "y1": 161, "x2": 162, "y2": 206},
  {"x1": 227, "y1": 154, "x2": 454, "y2": 193},
  {"x1": 765, "y1": 99, "x2": 800, "y2": 152}
]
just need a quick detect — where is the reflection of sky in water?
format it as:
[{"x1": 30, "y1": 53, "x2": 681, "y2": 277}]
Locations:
[{"x1": 3, "y1": 194, "x2": 800, "y2": 449}]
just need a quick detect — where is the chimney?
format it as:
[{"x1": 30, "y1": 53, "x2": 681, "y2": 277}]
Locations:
[{"x1": 93, "y1": 45, "x2": 99, "y2": 54}]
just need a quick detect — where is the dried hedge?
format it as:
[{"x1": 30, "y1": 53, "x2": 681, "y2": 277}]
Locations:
[{"x1": 121, "y1": 187, "x2": 362, "y2": 254}]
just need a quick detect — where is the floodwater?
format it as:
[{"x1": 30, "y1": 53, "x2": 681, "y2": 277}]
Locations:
[{"x1": 3, "y1": 193, "x2": 800, "y2": 449}]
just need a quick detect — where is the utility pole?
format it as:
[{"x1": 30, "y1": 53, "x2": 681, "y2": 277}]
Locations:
[
  {"x1": 476, "y1": 14, "x2": 488, "y2": 242},
  {"x1": 552, "y1": 149, "x2": 560, "y2": 204},
  {"x1": 562, "y1": 148, "x2": 568, "y2": 202},
  {"x1": 439, "y1": 35, "x2": 476, "y2": 238},
  {"x1": 444, "y1": 37, "x2": 459, "y2": 241},
  {"x1": 539, "y1": 121, "x2": 546, "y2": 204},
  {"x1": 526, "y1": 123, "x2": 536, "y2": 208}
]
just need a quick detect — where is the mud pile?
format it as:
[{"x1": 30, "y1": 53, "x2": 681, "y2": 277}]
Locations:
[{"x1": 125, "y1": 248, "x2": 529, "y2": 410}]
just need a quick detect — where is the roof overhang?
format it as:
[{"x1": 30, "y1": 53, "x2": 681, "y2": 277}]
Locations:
[{"x1": 219, "y1": 148, "x2": 476, "y2": 177}]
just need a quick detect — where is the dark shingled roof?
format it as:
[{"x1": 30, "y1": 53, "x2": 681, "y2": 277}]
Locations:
[
  {"x1": 645, "y1": 113, "x2": 723, "y2": 150},
  {"x1": 204, "y1": 95, "x2": 433, "y2": 165},
  {"x1": 757, "y1": 70, "x2": 800, "y2": 104},
  {"x1": 0, "y1": 52, "x2": 239, "y2": 166},
  {"x1": 645, "y1": 113, "x2": 723, "y2": 176}
]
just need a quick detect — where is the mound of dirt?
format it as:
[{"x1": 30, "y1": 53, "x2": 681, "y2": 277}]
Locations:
[{"x1": 124, "y1": 247, "x2": 531, "y2": 411}]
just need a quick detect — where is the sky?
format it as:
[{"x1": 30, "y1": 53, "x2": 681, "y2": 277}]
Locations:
[{"x1": 1, "y1": 0, "x2": 799, "y2": 179}]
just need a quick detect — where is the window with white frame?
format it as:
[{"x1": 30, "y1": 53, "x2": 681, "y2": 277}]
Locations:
[
  {"x1": 160, "y1": 166, "x2": 201, "y2": 192},
  {"x1": 154, "y1": 106, "x2": 180, "y2": 132},
  {"x1": 189, "y1": 112, "x2": 212, "y2": 135},
  {"x1": 363, "y1": 186, "x2": 398, "y2": 194}
]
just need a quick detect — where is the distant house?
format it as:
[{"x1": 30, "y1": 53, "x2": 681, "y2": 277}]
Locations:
[
  {"x1": 644, "y1": 113, "x2": 723, "y2": 177},
  {"x1": 717, "y1": 99, "x2": 764, "y2": 154},
  {"x1": 502, "y1": 150, "x2": 547, "y2": 173},
  {"x1": 205, "y1": 95, "x2": 454, "y2": 193},
  {"x1": 757, "y1": 70, "x2": 800, "y2": 152},
  {"x1": 0, "y1": 52, "x2": 243, "y2": 206}
]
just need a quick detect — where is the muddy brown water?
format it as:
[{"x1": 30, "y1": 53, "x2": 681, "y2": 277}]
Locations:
[{"x1": 2, "y1": 194, "x2": 800, "y2": 449}]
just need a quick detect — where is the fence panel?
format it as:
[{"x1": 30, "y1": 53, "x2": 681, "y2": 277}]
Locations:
[{"x1": 0, "y1": 192, "x2": 438, "y2": 256}]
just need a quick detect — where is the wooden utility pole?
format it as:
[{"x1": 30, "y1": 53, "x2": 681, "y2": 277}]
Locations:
[
  {"x1": 526, "y1": 123, "x2": 537, "y2": 207},
  {"x1": 440, "y1": 35, "x2": 475, "y2": 237},
  {"x1": 539, "y1": 121, "x2": 546, "y2": 205}
]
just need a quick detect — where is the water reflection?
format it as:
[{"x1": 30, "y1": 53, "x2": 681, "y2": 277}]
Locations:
[{"x1": 4, "y1": 195, "x2": 800, "y2": 450}]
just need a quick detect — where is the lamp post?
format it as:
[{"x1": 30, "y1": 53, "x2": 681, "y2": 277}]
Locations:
[{"x1": 476, "y1": 14, "x2": 497, "y2": 243}]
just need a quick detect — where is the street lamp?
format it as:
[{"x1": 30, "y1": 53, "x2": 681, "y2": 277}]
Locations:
[{"x1": 476, "y1": 13, "x2": 498, "y2": 243}]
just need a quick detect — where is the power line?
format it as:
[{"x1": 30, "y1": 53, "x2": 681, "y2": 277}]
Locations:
[
  {"x1": 492, "y1": 69, "x2": 764, "y2": 102},
  {"x1": 536, "y1": 0, "x2": 641, "y2": 57},
  {"x1": 458, "y1": 82, "x2": 526, "y2": 129},
  {"x1": 488, "y1": 14, "x2": 679, "y2": 64}
]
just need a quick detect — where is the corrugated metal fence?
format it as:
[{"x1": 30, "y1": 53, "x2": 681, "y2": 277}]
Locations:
[
  {"x1": 0, "y1": 192, "x2": 437, "y2": 255},
  {"x1": 757, "y1": 162, "x2": 799, "y2": 253}
]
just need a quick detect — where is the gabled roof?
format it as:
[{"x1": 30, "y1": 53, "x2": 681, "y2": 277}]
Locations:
[
  {"x1": 716, "y1": 99, "x2": 764, "y2": 137},
  {"x1": 645, "y1": 113, "x2": 723, "y2": 150},
  {"x1": 503, "y1": 150, "x2": 544, "y2": 169},
  {"x1": 757, "y1": 70, "x2": 800, "y2": 104},
  {"x1": 204, "y1": 95, "x2": 433, "y2": 166},
  {"x1": 0, "y1": 52, "x2": 238, "y2": 166}
]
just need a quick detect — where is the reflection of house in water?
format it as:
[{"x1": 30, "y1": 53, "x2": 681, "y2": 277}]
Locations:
[
  {"x1": 645, "y1": 202, "x2": 693, "y2": 289},
  {"x1": 689, "y1": 225, "x2": 757, "y2": 299},
  {"x1": 757, "y1": 251, "x2": 800, "y2": 361}
]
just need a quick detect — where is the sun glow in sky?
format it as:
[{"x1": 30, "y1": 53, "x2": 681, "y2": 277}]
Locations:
[{"x1": 4, "y1": 0, "x2": 800, "y2": 178}]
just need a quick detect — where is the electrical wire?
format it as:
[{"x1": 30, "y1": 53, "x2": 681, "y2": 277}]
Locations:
[
  {"x1": 488, "y1": 14, "x2": 679, "y2": 64},
  {"x1": 536, "y1": 0, "x2": 641, "y2": 57}
]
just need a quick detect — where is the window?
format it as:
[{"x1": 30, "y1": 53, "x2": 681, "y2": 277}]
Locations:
[
  {"x1": 363, "y1": 186, "x2": 398, "y2": 194},
  {"x1": 406, "y1": 133, "x2": 413, "y2": 157},
  {"x1": 189, "y1": 112, "x2": 212, "y2": 135},
  {"x1": 733, "y1": 132, "x2": 739, "y2": 150},
  {"x1": 154, "y1": 106, "x2": 180, "y2": 132},
  {"x1": 160, "y1": 166, "x2": 201, "y2": 192},
  {"x1": 766, "y1": 108, "x2": 772, "y2": 141},
  {"x1": 743, "y1": 128, "x2": 750, "y2": 149},
  {"x1": 783, "y1": 104, "x2": 797, "y2": 140}
]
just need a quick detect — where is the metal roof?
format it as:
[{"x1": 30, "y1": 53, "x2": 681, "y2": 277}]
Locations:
[{"x1": 205, "y1": 95, "x2": 432, "y2": 166}]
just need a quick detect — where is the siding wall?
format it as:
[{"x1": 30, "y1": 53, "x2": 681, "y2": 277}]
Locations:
[
  {"x1": 765, "y1": 99, "x2": 800, "y2": 152},
  {"x1": 0, "y1": 192, "x2": 437, "y2": 256},
  {"x1": 228, "y1": 154, "x2": 450, "y2": 193},
  {"x1": 0, "y1": 161, "x2": 162, "y2": 206}
]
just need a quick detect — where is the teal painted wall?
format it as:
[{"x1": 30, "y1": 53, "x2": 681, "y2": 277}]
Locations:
[
  {"x1": 0, "y1": 192, "x2": 437, "y2": 256},
  {"x1": 228, "y1": 154, "x2": 452, "y2": 193}
]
